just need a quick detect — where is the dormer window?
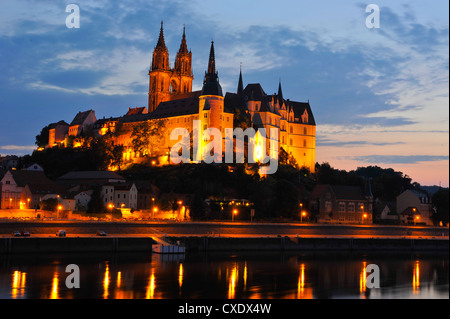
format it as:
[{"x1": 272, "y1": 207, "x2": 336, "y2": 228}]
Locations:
[{"x1": 302, "y1": 110, "x2": 309, "y2": 123}]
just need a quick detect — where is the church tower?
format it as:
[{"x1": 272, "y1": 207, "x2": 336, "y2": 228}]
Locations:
[
  {"x1": 148, "y1": 23, "x2": 193, "y2": 113},
  {"x1": 173, "y1": 26, "x2": 193, "y2": 94},
  {"x1": 148, "y1": 21, "x2": 171, "y2": 113}
]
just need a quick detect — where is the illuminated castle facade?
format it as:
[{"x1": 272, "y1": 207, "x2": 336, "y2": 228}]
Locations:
[{"x1": 47, "y1": 23, "x2": 316, "y2": 172}]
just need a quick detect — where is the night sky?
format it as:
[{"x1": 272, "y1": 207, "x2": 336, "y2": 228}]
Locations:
[{"x1": 0, "y1": 0, "x2": 448, "y2": 186}]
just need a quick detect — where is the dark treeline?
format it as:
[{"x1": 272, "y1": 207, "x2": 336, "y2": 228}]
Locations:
[{"x1": 12, "y1": 146, "x2": 447, "y2": 222}]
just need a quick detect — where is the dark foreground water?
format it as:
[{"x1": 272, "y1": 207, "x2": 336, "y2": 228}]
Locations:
[{"x1": 0, "y1": 251, "x2": 448, "y2": 299}]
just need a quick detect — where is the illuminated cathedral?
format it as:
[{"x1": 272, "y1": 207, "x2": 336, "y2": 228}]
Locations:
[{"x1": 47, "y1": 22, "x2": 316, "y2": 172}]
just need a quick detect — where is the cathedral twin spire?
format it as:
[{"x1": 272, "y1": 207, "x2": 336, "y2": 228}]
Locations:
[{"x1": 149, "y1": 21, "x2": 193, "y2": 112}]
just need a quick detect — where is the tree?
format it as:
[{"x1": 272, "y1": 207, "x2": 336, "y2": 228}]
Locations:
[
  {"x1": 279, "y1": 148, "x2": 300, "y2": 169},
  {"x1": 40, "y1": 198, "x2": 58, "y2": 211},
  {"x1": 432, "y1": 188, "x2": 449, "y2": 225},
  {"x1": 130, "y1": 119, "x2": 167, "y2": 157},
  {"x1": 87, "y1": 187, "x2": 105, "y2": 215},
  {"x1": 35, "y1": 125, "x2": 51, "y2": 148}
]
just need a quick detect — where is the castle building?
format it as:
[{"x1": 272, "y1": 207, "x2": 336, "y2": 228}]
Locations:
[{"x1": 46, "y1": 23, "x2": 316, "y2": 173}]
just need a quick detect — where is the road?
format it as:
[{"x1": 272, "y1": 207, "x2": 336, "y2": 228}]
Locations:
[{"x1": 0, "y1": 220, "x2": 448, "y2": 239}]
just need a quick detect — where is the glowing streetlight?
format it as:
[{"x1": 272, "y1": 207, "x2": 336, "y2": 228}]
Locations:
[
  {"x1": 232, "y1": 209, "x2": 238, "y2": 222},
  {"x1": 57, "y1": 205, "x2": 62, "y2": 219},
  {"x1": 301, "y1": 211, "x2": 307, "y2": 223}
]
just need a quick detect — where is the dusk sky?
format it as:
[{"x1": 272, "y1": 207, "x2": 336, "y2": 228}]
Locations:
[{"x1": 0, "y1": 0, "x2": 448, "y2": 186}]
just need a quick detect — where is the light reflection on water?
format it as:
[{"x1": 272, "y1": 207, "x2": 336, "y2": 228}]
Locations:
[{"x1": 0, "y1": 251, "x2": 448, "y2": 299}]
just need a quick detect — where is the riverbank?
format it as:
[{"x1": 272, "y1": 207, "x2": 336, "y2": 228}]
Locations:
[{"x1": 0, "y1": 236, "x2": 447, "y2": 253}]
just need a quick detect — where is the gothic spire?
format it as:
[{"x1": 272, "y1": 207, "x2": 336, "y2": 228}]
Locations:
[
  {"x1": 156, "y1": 20, "x2": 167, "y2": 50},
  {"x1": 202, "y1": 40, "x2": 222, "y2": 96},
  {"x1": 207, "y1": 41, "x2": 216, "y2": 77},
  {"x1": 278, "y1": 79, "x2": 284, "y2": 105},
  {"x1": 178, "y1": 24, "x2": 188, "y2": 54},
  {"x1": 237, "y1": 64, "x2": 244, "y2": 95}
]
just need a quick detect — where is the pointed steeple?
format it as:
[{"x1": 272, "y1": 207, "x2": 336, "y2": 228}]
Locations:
[
  {"x1": 237, "y1": 64, "x2": 244, "y2": 95},
  {"x1": 202, "y1": 40, "x2": 222, "y2": 96},
  {"x1": 207, "y1": 41, "x2": 216, "y2": 77},
  {"x1": 278, "y1": 79, "x2": 284, "y2": 106},
  {"x1": 156, "y1": 20, "x2": 167, "y2": 50},
  {"x1": 178, "y1": 24, "x2": 188, "y2": 54},
  {"x1": 151, "y1": 20, "x2": 169, "y2": 71},
  {"x1": 174, "y1": 25, "x2": 192, "y2": 77}
]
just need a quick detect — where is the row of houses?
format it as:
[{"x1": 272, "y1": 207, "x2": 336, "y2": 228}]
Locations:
[
  {"x1": 307, "y1": 182, "x2": 436, "y2": 226},
  {"x1": 0, "y1": 166, "x2": 161, "y2": 216},
  {"x1": 0, "y1": 161, "x2": 438, "y2": 225}
]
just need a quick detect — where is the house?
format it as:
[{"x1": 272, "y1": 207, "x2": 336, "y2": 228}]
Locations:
[
  {"x1": 396, "y1": 190, "x2": 434, "y2": 225},
  {"x1": 93, "y1": 117, "x2": 121, "y2": 136},
  {"x1": 74, "y1": 190, "x2": 93, "y2": 211},
  {"x1": 21, "y1": 182, "x2": 68, "y2": 210},
  {"x1": 48, "y1": 120, "x2": 69, "y2": 147},
  {"x1": 57, "y1": 171, "x2": 126, "y2": 188},
  {"x1": 0, "y1": 170, "x2": 56, "y2": 209},
  {"x1": 309, "y1": 184, "x2": 373, "y2": 224},
  {"x1": 101, "y1": 182, "x2": 138, "y2": 210},
  {"x1": 135, "y1": 181, "x2": 159, "y2": 210},
  {"x1": 376, "y1": 201, "x2": 399, "y2": 224},
  {"x1": 23, "y1": 163, "x2": 44, "y2": 171},
  {"x1": 0, "y1": 155, "x2": 19, "y2": 171},
  {"x1": 68, "y1": 110, "x2": 97, "y2": 137}
]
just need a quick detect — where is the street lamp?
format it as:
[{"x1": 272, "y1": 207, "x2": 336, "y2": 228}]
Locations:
[
  {"x1": 57, "y1": 205, "x2": 62, "y2": 219},
  {"x1": 301, "y1": 211, "x2": 307, "y2": 223},
  {"x1": 232, "y1": 209, "x2": 238, "y2": 222}
]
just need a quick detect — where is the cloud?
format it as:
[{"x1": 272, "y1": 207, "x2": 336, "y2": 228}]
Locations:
[
  {"x1": 317, "y1": 139, "x2": 405, "y2": 148},
  {"x1": 0, "y1": 145, "x2": 36, "y2": 151},
  {"x1": 345, "y1": 155, "x2": 449, "y2": 164}
]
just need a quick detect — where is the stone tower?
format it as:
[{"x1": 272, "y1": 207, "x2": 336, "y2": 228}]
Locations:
[{"x1": 148, "y1": 22, "x2": 193, "y2": 113}]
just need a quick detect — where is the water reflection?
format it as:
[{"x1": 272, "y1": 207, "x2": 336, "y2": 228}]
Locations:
[
  {"x1": 146, "y1": 268, "x2": 156, "y2": 299},
  {"x1": 413, "y1": 260, "x2": 420, "y2": 294},
  {"x1": 0, "y1": 251, "x2": 447, "y2": 299},
  {"x1": 11, "y1": 271, "x2": 26, "y2": 299},
  {"x1": 50, "y1": 272, "x2": 59, "y2": 299},
  {"x1": 360, "y1": 261, "x2": 367, "y2": 297}
]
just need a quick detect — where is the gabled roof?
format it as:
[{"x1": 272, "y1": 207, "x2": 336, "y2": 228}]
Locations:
[
  {"x1": 331, "y1": 185, "x2": 366, "y2": 201},
  {"x1": 242, "y1": 83, "x2": 267, "y2": 101},
  {"x1": 9, "y1": 170, "x2": 54, "y2": 187},
  {"x1": 58, "y1": 171, "x2": 125, "y2": 181},
  {"x1": 126, "y1": 107, "x2": 148, "y2": 116},
  {"x1": 70, "y1": 110, "x2": 95, "y2": 126},
  {"x1": 26, "y1": 182, "x2": 67, "y2": 196},
  {"x1": 309, "y1": 184, "x2": 366, "y2": 201},
  {"x1": 150, "y1": 91, "x2": 203, "y2": 119},
  {"x1": 288, "y1": 101, "x2": 316, "y2": 125},
  {"x1": 49, "y1": 120, "x2": 69, "y2": 129}
]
